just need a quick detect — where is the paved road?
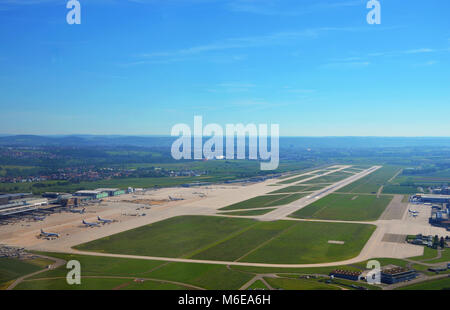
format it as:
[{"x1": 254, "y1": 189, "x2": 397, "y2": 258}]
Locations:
[
  {"x1": 240, "y1": 274, "x2": 277, "y2": 290},
  {"x1": 6, "y1": 254, "x2": 66, "y2": 290},
  {"x1": 382, "y1": 273, "x2": 449, "y2": 290},
  {"x1": 67, "y1": 247, "x2": 377, "y2": 269},
  {"x1": 19, "y1": 275, "x2": 205, "y2": 290}
]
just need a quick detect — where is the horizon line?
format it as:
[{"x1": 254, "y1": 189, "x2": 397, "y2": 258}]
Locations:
[{"x1": 1, "y1": 134, "x2": 450, "y2": 139}]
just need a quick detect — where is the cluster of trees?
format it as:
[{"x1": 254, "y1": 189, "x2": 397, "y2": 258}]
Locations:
[{"x1": 432, "y1": 235, "x2": 446, "y2": 249}]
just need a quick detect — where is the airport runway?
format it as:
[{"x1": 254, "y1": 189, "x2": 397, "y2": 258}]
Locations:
[
  {"x1": 258, "y1": 166, "x2": 381, "y2": 221},
  {"x1": 2, "y1": 164, "x2": 448, "y2": 269}
]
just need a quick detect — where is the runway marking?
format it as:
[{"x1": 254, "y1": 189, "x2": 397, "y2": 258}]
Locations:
[{"x1": 328, "y1": 240, "x2": 345, "y2": 245}]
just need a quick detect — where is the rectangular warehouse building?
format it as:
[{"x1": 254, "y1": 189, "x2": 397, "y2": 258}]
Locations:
[
  {"x1": 0, "y1": 193, "x2": 33, "y2": 205},
  {"x1": 95, "y1": 188, "x2": 125, "y2": 196},
  {"x1": 381, "y1": 266, "x2": 417, "y2": 284},
  {"x1": 330, "y1": 269, "x2": 362, "y2": 281},
  {"x1": 73, "y1": 190, "x2": 108, "y2": 199},
  {"x1": 413, "y1": 194, "x2": 450, "y2": 204}
]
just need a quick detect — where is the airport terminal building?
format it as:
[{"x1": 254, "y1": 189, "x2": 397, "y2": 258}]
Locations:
[
  {"x1": 413, "y1": 194, "x2": 450, "y2": 204},
  {"x1": 381, "y1": 266, "x2": 417, "y2": 284}
]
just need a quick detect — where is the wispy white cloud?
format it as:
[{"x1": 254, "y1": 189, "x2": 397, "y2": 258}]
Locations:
[
  {"x1": 413, "y1": 60, "x2": 438, "y2": 67},
  {"x1": 320, "y1": 61, "x2": 370, "y2": 69},
  {"x1": 128, "y1": 26, "x2": 367, "y2": 66},
  {"x1": 283, "y1": 87, "x2": 316, "y2": 94},
  {"x1": 368, "y1": 47, "x2": 448, "y2": 57},
  {"x1": 227, "y1": 0, "x2": 365, "y2": 16},
  {"x1": 136, "y1": 30, "x2": 321, "y2": 58},
  {"x1": 207, "y1": 82, "x2": 256, "y2": 93}
]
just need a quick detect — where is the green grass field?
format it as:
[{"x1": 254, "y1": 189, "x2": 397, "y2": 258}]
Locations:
[
  {"x1": 277, "y1": 174, "x2": 316, "y2": 185},
  {"x1": 75, "y1": 216, "x2": 376, "y2": 264},
  {"x1": 229, "y1": 264, "x2": 361, "y2": 276},
  {"x1": 408, "y1": 247, "x2": 439, "y2": 261},
  {"x1": 0, "y1": 258, "x2": 43, "y2": 289},
  {"x1": 22, "y1": 253, "x2": 253, "y2": 290},
  {"x1": 427, "y1": 248, "x2": 450, "y2": 264},
  {"x1": 220, "y1": 193, "x2": 308, "y2": 211},
  {"x1": 148, "y1": 261, "x2": 252, "y2": 289},
  {"x1": 269, "y1": 184, "x2": 328, "y2": 194},
  {"x1": 265, "y1": 277, "x2": 339, "y2": 290},
  {"x1": 305, "y1": 172, "x2": 352, "y2": 184},
  {"x1": 12, "y1": 251, "x2": 415, "y2": 290},
  {"x1": 229, "y1": 256, "x2": 411, "y2": 290},
  {"x1": 409, "y1": 247, "x2": 450, "y2": 264},
  {"x1": 75, "y1": 216, "x2": 255, "y2": 258},
  {"x1": 248, "y1": 280, "x2": 269, "y2": 290},
  {"x1": 397, "y1": 277, "x2": 450, "y2": 290},
  {"x1": 263, "y1": 274, "x2": 380, "y2": 290},
  {"x1": 15, "y1": 277, "x2": 194, "y2": 290},
  {"x1": 218, "y1": 208, "x2": 276, "y2": 216},
  {"x1": 337, "y1": 166, "x2": 401, "y2": 194},
  {"x1": 239, "y1": 221, "x2": 375, "y2": 264},
  {"x1": 382, "y1": 185, "x2": 420, "y2": 194},
  {"x1": 289, "y1": 193, "x2": 393, "y2": 221}
]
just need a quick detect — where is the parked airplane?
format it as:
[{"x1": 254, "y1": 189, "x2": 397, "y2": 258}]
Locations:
[
  {"x1": 97, "y1": 216, "x2": 113, "y2": 224},
  {"x1": 169, "y1": 196, "x2": 184, "y2": 201},
  {"x1": 408, "y1": 209, "x2": 419, "y2": 214},
  {"x1": 39, "y1": 229, "x2": 59, "y2": 238},
  {"x1": 33, "y1": 216, "x2": 46, "y2": 221},
  {"x1": 82, "y1": 219, "x2": 100, "y2": 227},
  {"x1": 70, "y1": 208, "x2": 86, "y2": 214}
]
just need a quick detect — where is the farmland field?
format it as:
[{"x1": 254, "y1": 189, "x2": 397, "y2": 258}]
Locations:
[
  {"x1": 289, "y1": 193, "x2": 393, "y2": 221},
  {"x1": 75, "y1": 216, "x2": 375, "y2": 264},
  {"x1": 383, "y1": 166, "x2": 450, "y2": 194}
]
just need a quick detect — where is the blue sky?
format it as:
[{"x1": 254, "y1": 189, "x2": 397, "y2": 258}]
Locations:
[{"x1": 0, "y1": 0, "x2": 449, "y2": 136}]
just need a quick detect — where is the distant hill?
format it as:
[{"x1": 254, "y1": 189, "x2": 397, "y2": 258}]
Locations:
[
  {"x1": 0, "y1": 135, "x2": 175, "y2": 148},
  {"x1": 0, "y1": 135, "x2": 450, "y2": 149}
]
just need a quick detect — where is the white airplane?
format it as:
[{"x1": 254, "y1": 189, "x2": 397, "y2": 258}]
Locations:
[
  {"x1": 82, "y1": 219, "x2": 100, "y2": 227},
  {"x1": 408, "y1": 209, "x2": 419, "y2": 214},
  {"x1": 169, "y1": 196, "x2": 184, "y2": 201},
  {"x1": 40, "y1": 229, "x2": 59, "y2": 238},
  {"x1": 97, "y1": 216, "x2": 113, "y2": 224},
  {"x1": 70, "y1": 208, "x2": 86, "y2": 214}
]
